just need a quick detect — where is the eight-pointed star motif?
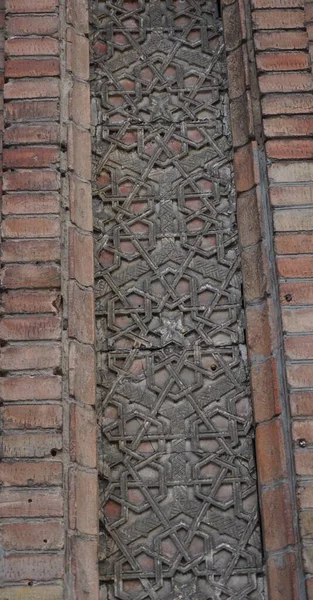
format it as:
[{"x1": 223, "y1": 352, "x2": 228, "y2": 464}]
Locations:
[{"x1": 155, "y1": 315, "x2": 188, "y2": 346}]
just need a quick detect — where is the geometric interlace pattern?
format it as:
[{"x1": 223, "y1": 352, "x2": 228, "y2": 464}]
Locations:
[{"x1": 90, "y1": 1, "x2": 265, "y2": 598}]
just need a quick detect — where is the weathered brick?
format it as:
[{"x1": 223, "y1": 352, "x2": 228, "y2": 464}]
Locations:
[
  {"x1": 0, "y1": 316, "x2": 61, "y2": 341},
  {"x1": 298, "y1": 481, "x2": 313, "y2": 508},
  {"x1": 285, "y1": 336, "x2": 313, "y2": 360},
  {"x1": 262, "y1": 93, "x2": 313, "y2": 115},
  {"x1": 0, "y1": 488, "x2": 63, "y2": 518},
  {"x1": 69, "y1": 341, "x2": 95, "y2": 405},
  {"x1": 68, "y1": 281, "x2": 95, "y2": 344},
  {"x1": 2, "y1": 264, "x2": 61, "y2": 289},
  {"x1": 5, "y1": 37, "x2": 59, "y2": 56},
  {"x1": 67, "y1": 28, "x2": 89, "y2": 79},
  {"x1": 256, "y1": 419, "x2": 287, "y2": 485},
  {"x1": 0, "y1": 461, "x2": 62, "y2": 487},
  {"x1": 0, "y1": 587, "x2": 63, "y2": 600},
  {"x1": 71, "y1": 538, "x2": 99, "y2": 600},
  {"x1": 0, "y1": 344, "x2": 61, "y2": 371},
  {"x1": 2, "y1": 521, "x2": 64, "y2": 551},
  {"x1": 2, "y1": 403, "x2": 62, "y2": 430},
  {"x1": 3, "y1": 169, "x2": 60, "y2": 191},
  {"x1": 67, "y1": 0, "x2": 88, "y2": 33},
  {"x1": 69, "y1": 227, "x2": 94, "y2": 286},
  {"x1": 250, "y1": 358, "x2": 280, "y2": 423},
  {"x1": 253, "y1": 0, "x2": 304, "y2": 6},
  {"x1": 241, "y1": 243, "x2": 267, "y2": 302},
  {"x1": 222, "y1": 1, "x2": 242, "y2": 52},
  {"x1": 282, "y1": 308, "x2": 313, "y2": 333},
  {"x1": 69, "y1": 174, "x2": 92, "y2": 231},
  {"x1": 293, "y1": 420, "x2": 313, "y2": 446},
  {"x1": 3, "y1": 145, "x2": 59, "y2": 168},
  {"x1": 0, "y1": 375, "x2": 62, "y2": 401},
  {"x1": 280, "y1": 283, "x2": 313, "y2": 306},
  {"x1": 5, "y1": 123, "x2": 59, "y2": 145},
  {"x1": 2, "y1": 239, "x2": 60, "y2": 263},
  {"x1": 303, "y1": 546, "x2": 313, "y2": 574},
  {"x1": 265, "y1": 116, "x2": 313, "y2": 138},
  {"x1": 68, "y1": 123, "x2": 91, "y2": 180},
  {"x1": 233, "y1": 144, "x2": 255, "y2": 192},
  {"x1": 295, "y1": 450, "x2": 313, "y2": 475},
  {"x1": 4, "y1": 554, "x2": 64, "y2": 583},
  {"x1": 7, "y1": 15, "x2": 58, "y2": 36},
  {"x1": 227, "y1": 47, "x2": 245, "y2": 100},
  {"x1": 237, "y1": 188, "x2": 261, "y2": 247},
  {"x1": 290, "y1": 391, "x2": 313, "y2": 417},
  {"x1": 267, "y1": 139, "x2": 313, "y2": 160},
  {"x1": 2, "y1": 291, "x2": 61, "y2": 314},
  {"x1": 229, "y1": 95, "x2": 250, "y2": 148},
  {"x1": 252, "y1": 9, "x2": 304, "y2": 30},
  {"x1": 2, "y1": 216, "x2": 60, "y2": 237},
  {"x1": 277, "y1": 256, "x2": 313, "y2": 278},
  {"x1": 2, "y1": 192, "x2": 59, "y2": 215},
  {"x1": 267, "y1": 552, "x2": 298, "y2": 600},
  {"x1": 259, "y1": 72, "x2": 313, "y2": 94},
  {"x1": 254, "y1": 30, "x2": 308, "y2": 50},
  {"x1": 270, "y1": 161, "x2": 313, "y2": 183},
  {"x1": 69, "y1": 468, "x2": 98, "y2": 534},
  {"x1": 245, "y1": 302, "x2": 271, "y2": 360},
  {"x1": 4, "y1": 79, "x2": 59, "y2": 100},
  {"x1": 287, "y1": 364, "x2": 313, "y2": 388},
  {"x1": 257, "y1": 51, "x2": 309, "y2": 71},
  {"x1": 275, "y1": 234, "x2": 313, "y2": 255},
  {"x1": 70, "y1": 404, "x2": 97, "y2": 468},
  {"x1": 3, "y1": 432, "x2": 62, "y2": 458},
  {"x1": 261, "y1": 484, "x2": 294, "y2": 551},
  {"x1": 70, "y1": 79, "x2": 90, "y2": 129},
  {"x1": 5, "y1": 99, "x2": 59, "y2": 122},
  {"x1": 6, "y1": 58, "x2": 60, "y2": 78},
  {"x1": 271, "y1": 184, "x2": 313, "y2": 207},
  {"x1": 6, "y1": 0, "x2": 58, "y2": 12}
]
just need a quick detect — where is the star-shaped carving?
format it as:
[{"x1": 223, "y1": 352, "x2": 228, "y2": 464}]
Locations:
[
  {"x1": 155, "y1": 315, "x2": 187, "y2": 346},
  {"x1": 167, "y1": 578, "x2": 207, "y2": 600}
]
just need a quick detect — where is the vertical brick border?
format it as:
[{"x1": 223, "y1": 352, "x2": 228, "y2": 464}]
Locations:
[{"x1": 222, "y1": 0, "x2": 306, "y2": 598}]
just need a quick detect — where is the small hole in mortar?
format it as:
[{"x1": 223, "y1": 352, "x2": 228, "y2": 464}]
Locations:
[
  {"x1": 43, "y1": 539, "x2": 48, "y2": 543},
  {"x1": 51, "y1": 449, "x2": 57, "y2": 457}
]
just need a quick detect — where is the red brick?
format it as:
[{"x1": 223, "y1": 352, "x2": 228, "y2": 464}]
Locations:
[
  {"x1": 285, "y1": 336, "x2": 313, "y2": 360},
  {"x1": 0, "y1": 316, "x2": 61, "y2": 341},
  {"x1": 295, "y1": 450, "x2": 313, "y2": 475},
  {"x1": 303, "y1": 546, "x2": 313, "y2": 574},
  {"x1": 256, "y1": 419, "x2": 287, "y2": 484},
  {"x1": 226, "y1": 47, "x2": 245, "y2": 100},
  {"x1": 6, "y1": 0, "x2": 58, "y2": 12},
  {"x1": 2, "y1": 192, "x2": 59, "y2": 215},
  {"x1": 5, "y1": 37, "x2": 59, "y2": 56},
  {"x1": 67, "y1": 0, "x2": 88, "y2": 33},
  {"x1": 254, "y1": 30, "x2": 308, "y2": 50},
  {"x1": 5, "y1": 123, "x2": 59, "y2": 145},
  {"x1": 68, "y1": 281, "x2": 95, "y2": 344},
  {"x1": 257, "y1": 51, "x2": 309, "y2": 71},
  {"x1": 2, "y1": 521, "x2": 64, "y2": 551},
  {"x1": 252, "y1": 9, "x2": 304, "y2": 30},
  {"x1": 233, "y1": 144, "x2": 255, "y2": 192},
  {"x1": 2, "y1": 291, "x2": 61, "y2": 314},
  {"x1": 280, "y1": 283, "x2": 313, "y2": 306},
  {"x1": 0, "y1": 344, "x2": 61, "y2": 371},
  {"x1": 69, "y1": 468, "x2": 98, "y2": 535},
  {"x1": 270, "y1": 161, "x2": 313, "y2": 183},
  {"x1": 261, "y1": 484, "x2": 294, "y2": 551},
  {"x1": 69, "y1": 227, "x2": 94, "y2": 287},
  {"x1": 70, "y1": 404, "x2": 97, "y2": 468},
  {"x1": 265, "y1": 116, "x2": 313, "y2": 138},
  {"x1": 287, "y1": 363, "x2": 313, "y2": 388},
  {"x1": 300, "y1": 511, "x2": 313, "y2": 542},
  {"x1": 2, "y1": 404, "x2": 62, "y2": 430},
  {"x1": 293, "y1": 420, "x2": 313, "y2": 445},
  {"x1": 2, "y1": 264, "x2": 61, "y2": 289},
  {"x1": 0, "y1": 461, "x2": 62, "y2": 487},
  {"x1": 5, "y1": 99, "x2": 59, "y2": 122},
  {"x1": 7, "y1": 15, "x2": 58, "y2": 36},
  {"x1": 67, "y1": 28, "x2": 89, "y2": 79},
  {"x1": 0, "y1": 488, "x2": 63, "y2": 518},
  {"x1": 290, "y1": 391, "x2": 313, "y2": 416},
  {"x1": 253, "y1": 0, "x2": 304, "y2": 6},
  {"x1": 237, "y1": 188, "x2": 261, "y2": 247},
  {"x1": 277, "y1": 256, "x2": 313, "y2": 278},
  {"x1": 4, "y1": 79, "x2": 59, "y2": 100},
  {"x1": 267, "y1": 139, "x2": 313, "y2": 160},
  {"x1": 0, "y1": 587, "x2": 63, "y2": 600},
  {"x1": 222, "y1": 1, "x2": 242, "y2": 52},
  {"x1": 68, "y1": 123, "x2": 91, "y2": 180},
  {"x1": 241, "y1": 243, "x2": 267, "y2": 302},
  {"x1": 250, "y1": 358, "x2": 281, "y2": 423},
  {"x1": 2, "y1": 239, "x2": 60, "y2": 263},
  {"x1": 262, "y1": 93, "x2": 313, "y2": 115},
  {"x1": 245, "y1": 303, "x2": 271, "y2": 360},
  {"x1": 0, "y1": 375, "x2": 62, "y2": 401},
  {"x1": 271, "y1": 184, "x2": 313, "y2": 207},
  {"x1": 70, "y1": 79, "x2": 90, "y2": 129},
  {"x1": 2, "y1": 216, "x2": 60, "y2": 237},
  {"x1": 6, "y1": 58, "x2": 60, "y2": 78},
  {"x1": 3, "y1": 145, "x2": 59, "y2": 168},
  {"x1": 3, "y1": 432, "x2": 62, "y2": 458},
  {"x1": 298, "y1": 481, "x2": 313, "y2": 508},
  {"x1": 275, "y1": 234, "x2": 313, "y2": 254},
  {"x1": 69, "y1": 174, "x2": 92, "y2": 231},
  {"x1": 71, "y1": 538, "x2": 99, "y2": 600},
  {"x1": 4, "y1": 554, "x2": 63, "y2": 583},
  {"x1": 267, "y1": 552, "x2": 298, "y2": 600},
  {"x1": 3, "y1": 169, "x2": 60, "y2": 191},
  {"x1": 69, "y1": 341, "x2": 95, "y2": 405},
  {"x1": 307, "y1": 578, "x2": 313, "y2": 598},
  {"x1": 259, "y1": 72, "x2": 313, "y2": 94}
]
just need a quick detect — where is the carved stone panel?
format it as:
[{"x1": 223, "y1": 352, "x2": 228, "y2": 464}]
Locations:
[{"x1": 90, "y1": 1, "x2": 265, "y2": 598}]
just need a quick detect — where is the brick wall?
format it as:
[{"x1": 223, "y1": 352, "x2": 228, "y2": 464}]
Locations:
[{"x1": 2, "y1": 0, "x2": 313, "y2": 598}]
